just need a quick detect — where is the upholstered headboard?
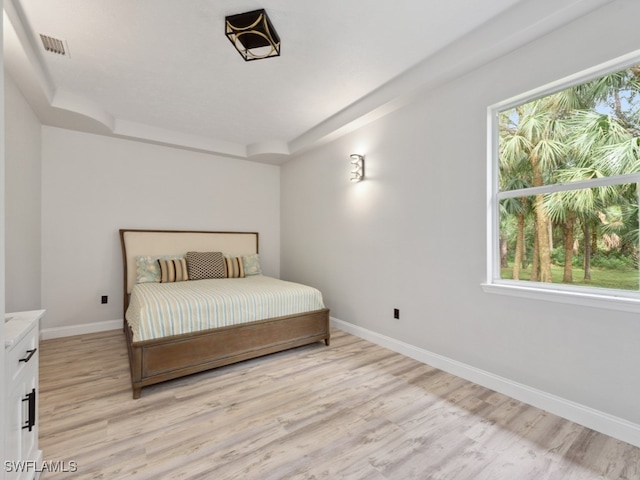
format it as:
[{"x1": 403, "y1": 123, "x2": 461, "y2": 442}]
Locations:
[{"x1": 119, "y1": 229, "x2": 259, "y2": 310}]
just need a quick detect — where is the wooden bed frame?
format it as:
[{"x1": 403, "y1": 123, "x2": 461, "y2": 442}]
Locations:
[{"x1": 120, "y1": 229, "x2": 330, "y2": 398}]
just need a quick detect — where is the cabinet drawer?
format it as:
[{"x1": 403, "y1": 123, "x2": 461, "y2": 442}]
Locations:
[{"x1": 6, "y1": 323, "x2": 39, "y2": 384}]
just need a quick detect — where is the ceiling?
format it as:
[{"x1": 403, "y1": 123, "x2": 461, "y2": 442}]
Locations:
[{"x1": 3, "y1": 0, "x2": 612, "y2": 164}]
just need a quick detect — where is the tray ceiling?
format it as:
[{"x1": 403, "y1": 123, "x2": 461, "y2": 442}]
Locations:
[{"x1": 3, "y1": 0, "x2": 611, "y2": 163}]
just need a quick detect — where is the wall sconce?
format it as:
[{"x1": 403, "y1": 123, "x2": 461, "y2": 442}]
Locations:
[
  {"x1": 225, "y1": 9, "x2": 281, "y2": 61},
  {"x1": 350, "y1": 154, "x2": 365, "y2": 182}
]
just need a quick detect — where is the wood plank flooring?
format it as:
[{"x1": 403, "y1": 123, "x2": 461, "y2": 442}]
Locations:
[{"x1": 38, "y1": 328, "x2": 640, "y2": 479}]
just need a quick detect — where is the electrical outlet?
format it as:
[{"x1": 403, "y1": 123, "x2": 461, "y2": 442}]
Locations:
[
  {"x1": 394, "y1": 308, "x2": 400, "y2": 319},
  {"x1": 101, "y1": 295, "x2": 108, "y2": 304}
]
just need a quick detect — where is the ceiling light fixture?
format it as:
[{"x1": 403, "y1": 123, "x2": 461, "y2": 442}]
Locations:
[{"x1": 225, "y1": 9, "x2": 280, "y2": 61}]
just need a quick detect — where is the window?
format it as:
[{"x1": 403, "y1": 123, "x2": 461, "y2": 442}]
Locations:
[{"x1": 485, "y1": 52, "x2": 640, "y2": 310}]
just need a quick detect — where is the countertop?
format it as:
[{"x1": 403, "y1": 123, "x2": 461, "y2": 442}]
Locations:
[{"x1": 5, "y1": 310, "x2": 44, "y2": 349}]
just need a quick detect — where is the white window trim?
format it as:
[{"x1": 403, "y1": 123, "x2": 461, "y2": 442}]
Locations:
[{"x1": 485, "y1": 49, "x2": 640, "y2": 313}]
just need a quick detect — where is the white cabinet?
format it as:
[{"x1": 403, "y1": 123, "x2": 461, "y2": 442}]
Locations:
[{"x1": 5, "y1": 310, "x2": 44, "y2": 480}]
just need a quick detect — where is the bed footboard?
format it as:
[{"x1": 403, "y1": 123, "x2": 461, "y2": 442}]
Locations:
[{"x1": 126, "y1": 308, "x2": 330, "y2": 398}]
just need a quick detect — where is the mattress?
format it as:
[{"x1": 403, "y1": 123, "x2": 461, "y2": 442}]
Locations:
[{"x1": 125, "y1": 275, "x2": 326, "y2": 342}]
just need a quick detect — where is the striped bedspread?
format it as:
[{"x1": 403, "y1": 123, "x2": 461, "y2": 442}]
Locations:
[{"x1": 125, "y1": 275, "x2": 326, "y2": 342}]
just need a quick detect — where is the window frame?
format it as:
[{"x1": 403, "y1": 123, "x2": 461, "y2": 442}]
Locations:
[{"x1": 483, "y1": 49, "x2": 640, "y2": 313}]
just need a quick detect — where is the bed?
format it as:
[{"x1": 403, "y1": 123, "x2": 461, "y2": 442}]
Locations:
[{"x1": 120, "y1": 229, "x2": 330, "y2": 398}]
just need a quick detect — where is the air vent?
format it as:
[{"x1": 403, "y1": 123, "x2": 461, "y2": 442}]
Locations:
[{"x1": 39, "y1": 34, "x2": 66, "y2": 55}]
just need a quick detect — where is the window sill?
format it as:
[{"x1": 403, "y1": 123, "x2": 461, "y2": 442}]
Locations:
[{"x1": 481, "y1": 282, "x2": 640, "y2": 313}]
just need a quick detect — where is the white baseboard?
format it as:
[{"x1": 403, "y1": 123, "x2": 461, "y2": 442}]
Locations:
[
  {"x1": 40, "y1": 319, "x2": 122, "y2": 340},
  {"x1": 330, "y1": 317, "x2": 640, "y2": 448}
]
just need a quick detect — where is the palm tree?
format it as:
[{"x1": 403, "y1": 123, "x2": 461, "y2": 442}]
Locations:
[
  {"x1": 500, "y1": 97, "x2": 568, "y2": 282},
  {"x1": 498, "y1": 130, "x2": 532, "y2": 280},
  {"x1": 556, "y1": 107, "x2": 640, "y2": 280},
  {"x1": 499, "y1": 64, "x2": 640, "y2": 289}
]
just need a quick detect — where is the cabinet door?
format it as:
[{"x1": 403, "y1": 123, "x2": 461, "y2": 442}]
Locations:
[
  {"x1": 6, "y1": 375, "x2": 38, "y2": 479},
  {"x1": 5, "y1": 381, "x2": 23, "y2": 480},
  {"x1": 4, "y1": 312, "x2": 42, "y2": 480},
  {"x1": 21, "y1": 373, "x2": 38, "y2": 470}
]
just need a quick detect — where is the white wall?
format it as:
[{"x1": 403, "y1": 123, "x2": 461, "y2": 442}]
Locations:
[
  {"x1": 0, "y1": 3, "x2": 6, "y2": 475},
  {"x1": 4, "y1": 71, "x2": 41, "y2": 312},
  {"x1": 41, "y1": 127, "x2": 280, "y2": 331},
  {"x1": 281, "y1": 0, "x2": 640, "y2": 437}
]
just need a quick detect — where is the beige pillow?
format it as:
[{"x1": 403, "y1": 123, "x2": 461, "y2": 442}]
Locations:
[
  {"x1": 225, "y1": 256, "x2": 245, "y2": 278},
  {"x1": 158, "y1": 258, "x2": 189, "y2": 283}
]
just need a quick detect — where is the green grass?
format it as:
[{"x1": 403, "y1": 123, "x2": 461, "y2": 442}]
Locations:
[{"x1": 501, "y1": 264, "x2": 639, "y2": 290}]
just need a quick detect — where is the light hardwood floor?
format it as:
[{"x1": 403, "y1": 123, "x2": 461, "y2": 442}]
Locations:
[{"x1": 38, "y1": 328, "x2": 640, "y2": 479}]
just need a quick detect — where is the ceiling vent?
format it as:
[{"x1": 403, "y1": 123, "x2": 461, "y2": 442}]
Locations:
[{"x1": 39, "y1": 34, "x2": 66, "y2": 55}]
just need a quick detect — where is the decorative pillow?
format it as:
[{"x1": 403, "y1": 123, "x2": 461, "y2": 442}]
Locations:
[
  {"x1": 186, "y1": 251, "x2": 226, "y2": 280},
  {"x1": 225, "y1": 256, "x2": 245, "y2": 278},
  {"x1": 135, "y1": 255, "x2": 183, "y2": 283},
  {"x1": 242, "y1": 254, "x2": 262, "y2": 276},
  {"x1": 158, "y1": 258, "x2": 189, "y2": 283}
]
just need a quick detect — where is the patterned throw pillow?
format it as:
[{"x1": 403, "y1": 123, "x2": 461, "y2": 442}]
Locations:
[
  {"x1": 242, "y1": 254, "x2": 262, "y2": 276},
  {"x1": 225, "y1": 256, "x2": 245, "y2": 278},
  {"x1": 158, "y1": 258, "x2": 189, "y2": 283},
  {"x1": 135, "y1": 255, "x2": 183, "y2": 283},
  {"x1": 186, "y1": 251, "x2": 226, "y2": 280}
]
